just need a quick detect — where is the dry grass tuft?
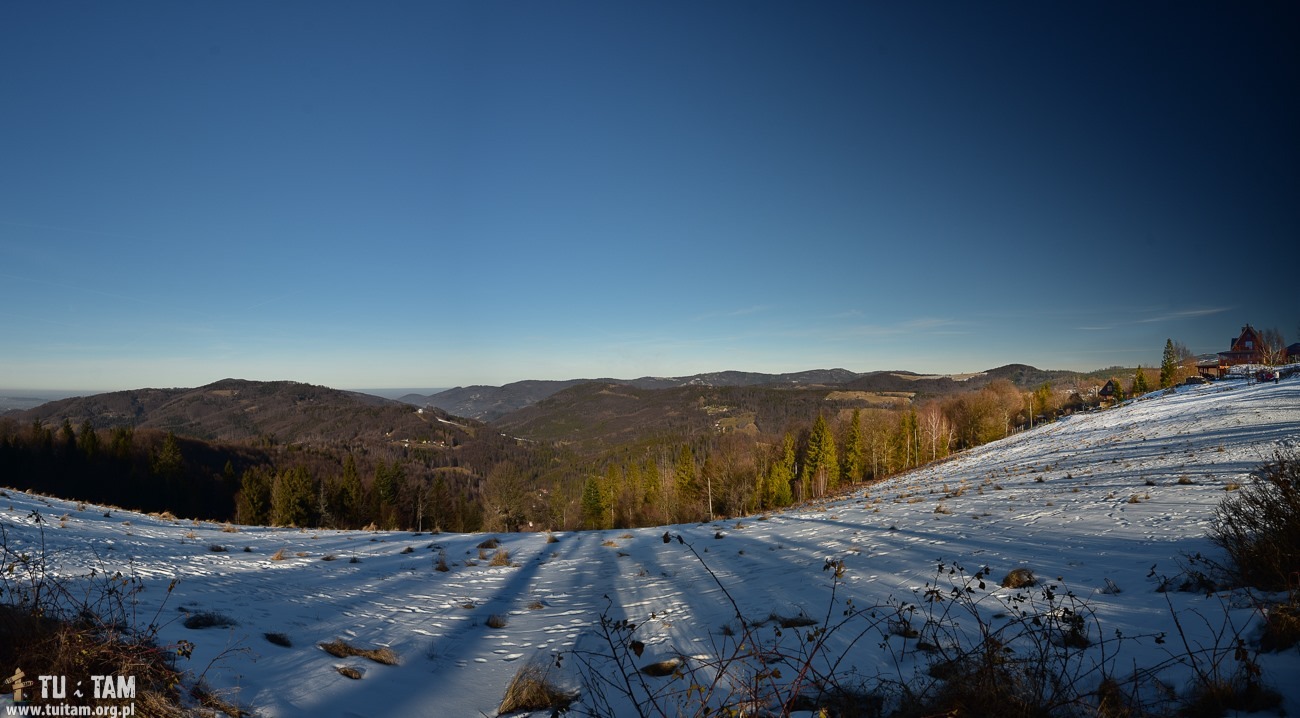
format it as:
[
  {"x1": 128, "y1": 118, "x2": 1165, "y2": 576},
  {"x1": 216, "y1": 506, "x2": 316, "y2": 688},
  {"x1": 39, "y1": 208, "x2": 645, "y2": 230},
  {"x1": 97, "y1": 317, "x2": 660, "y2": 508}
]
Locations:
[
  {"x1": 271, "y1": 548, "x2": 287, "y2": 561},
  {"x1": 337, "y1": 665, "x2": 364, "y2": 680},
  {"x1": 264, "y1": 632, "x2": 292, "y2": 647},
  {"x1": 498, "y1": 660, "x2": 577, "y2": 715},
  {"x1": 1000, "y1": 567, "x2": 1037, "y2": 589},
  {"x1": 489, "y1": 548, "x2": 512, "y2": 566},
  {"x1": 182, "y1": 610, "x2": 236, "y2": 630},
  {"x1": 477, "y1": 537, "x2": 501, "y2": 549},
  {"x1": 486, "y1": 614, "x2": 509, "y2": 629},
  {"x1": 319, "y1": 639, "x2": 399, "y2": 665}
]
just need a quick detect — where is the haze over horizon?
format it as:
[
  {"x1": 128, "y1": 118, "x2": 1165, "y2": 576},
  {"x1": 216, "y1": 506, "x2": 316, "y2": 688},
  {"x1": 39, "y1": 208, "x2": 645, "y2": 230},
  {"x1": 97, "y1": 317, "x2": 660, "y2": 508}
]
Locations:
[{"x1": 3, "y1": 2, "x2": 1296, "y2": 392}]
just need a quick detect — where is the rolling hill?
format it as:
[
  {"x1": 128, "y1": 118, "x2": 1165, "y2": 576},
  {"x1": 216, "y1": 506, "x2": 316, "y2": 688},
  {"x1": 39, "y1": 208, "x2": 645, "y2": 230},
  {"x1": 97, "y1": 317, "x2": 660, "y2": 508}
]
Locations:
[
  {"x1": 2, "y1": 371, "x2": 1296, "y2": 716},
  {"x1": 10, "y1": 378, "x2": 474, "y2": 446}
]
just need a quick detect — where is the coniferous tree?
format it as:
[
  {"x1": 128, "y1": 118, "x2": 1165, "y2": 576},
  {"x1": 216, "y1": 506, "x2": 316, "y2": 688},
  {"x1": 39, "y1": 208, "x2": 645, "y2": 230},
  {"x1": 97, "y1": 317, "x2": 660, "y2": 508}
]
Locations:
[
  {"x1": 580, "y1": 475, "x2": 608, "y2": 530},
  {"x1": 236, "y1": 466, "x2": 273, "y2": 525},
  {"x1": 1160, "y1": 339, "x2": 1179, "y2": 388},
  {"x1": 76, "y1": 420, "x2": 99, "y2": 458},
  {"x1": 1133, "y1": 366, "x2": 1150, "y2": 395},
  {"x1": 271, "y1": 466, "x2": 315, "y2": 527},
  {"x1": 767, "y1": 434, "x2": 796, "y2": 507},
  {"x1": 338, "y1": 454, "x2": 363, "y2": 527},
  {"x1": 841, "y1": 409, "x2": 864, "y2": 485},
  {"x1": 805, "y1": 414, "x2": 840, "y2": 496},
  {"x1": 673, "y1": 445, "x2": 699, "y2": 518}
]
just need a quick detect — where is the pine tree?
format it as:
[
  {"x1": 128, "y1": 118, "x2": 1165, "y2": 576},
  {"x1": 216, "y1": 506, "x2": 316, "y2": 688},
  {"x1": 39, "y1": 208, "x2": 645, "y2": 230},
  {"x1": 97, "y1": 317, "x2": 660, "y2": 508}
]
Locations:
[
  {"x1": 841, "y1": 409, "x2": 864, "y2": 485},
  {"x1": 1133, "y1": 366, "x2": 1150, "y2": 395},
  {"x1": 271, "y1": 466, "x2": 315, "y2": 527},
  {"x1": 1160, "y1": 339, "x2": 1179, "y2": 388},
  {"x1": 580, "y1": 476, "x2": 608, "y2": 530},
  {"x1": 338, "y1": 454, "x2": 363, "y2": 527},
  {"x1": 76, "y1": 420, "x2": 99, "y2": 458},
  {"x1": 805, "y1": 414, "x2": 840, "y2": 496},
  {"x1": 767, "y1": 434, "x2": 796, "y2": 507},
  {"x1": 236, "y1": 466, "x2": 273, "y2": 525},
  {"x1": 674, "y1": 445, "x2": 699, "y2": 518}
]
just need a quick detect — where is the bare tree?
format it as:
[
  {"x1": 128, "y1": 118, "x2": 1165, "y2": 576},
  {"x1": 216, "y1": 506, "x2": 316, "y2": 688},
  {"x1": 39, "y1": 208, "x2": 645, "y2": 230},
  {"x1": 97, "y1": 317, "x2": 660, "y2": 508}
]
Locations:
[{"x1": 1259, "y1": 327, "x2": 1287, "y2": 365}]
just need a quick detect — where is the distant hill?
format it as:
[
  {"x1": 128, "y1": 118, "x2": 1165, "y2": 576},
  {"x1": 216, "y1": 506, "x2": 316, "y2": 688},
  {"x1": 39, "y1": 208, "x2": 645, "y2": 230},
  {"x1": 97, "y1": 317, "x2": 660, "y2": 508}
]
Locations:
[
  {"x1": 11, "y1": 378, "x2": 475, "y2": 446},
  {"x1": 489, "y1": 365, "x2": 1100, "y2": 451},
  {"x1": 408, "y1": 369, "x2": 865, "y2": 421}
]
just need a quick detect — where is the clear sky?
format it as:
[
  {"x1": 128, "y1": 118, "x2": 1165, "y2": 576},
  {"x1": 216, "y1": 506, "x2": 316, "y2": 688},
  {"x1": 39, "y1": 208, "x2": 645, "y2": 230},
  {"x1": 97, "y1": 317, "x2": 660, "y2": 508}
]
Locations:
[{"x1": 2, "y1": 2, "x2": 1296, "y2": 391}]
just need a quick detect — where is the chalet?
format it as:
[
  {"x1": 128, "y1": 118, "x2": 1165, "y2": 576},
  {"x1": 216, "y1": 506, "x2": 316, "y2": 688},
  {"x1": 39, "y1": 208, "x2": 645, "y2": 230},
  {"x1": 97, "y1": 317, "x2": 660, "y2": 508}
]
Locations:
[
  {"x1": 1288, "y1": 343, "x2": 1300, "y2": 363},
  {"x1": 1098, "y1": 379, "x2": 1120, "y2": 401},
  {"x1": 1218, "y1": 324, "x2": 1267, "y2": 367}
]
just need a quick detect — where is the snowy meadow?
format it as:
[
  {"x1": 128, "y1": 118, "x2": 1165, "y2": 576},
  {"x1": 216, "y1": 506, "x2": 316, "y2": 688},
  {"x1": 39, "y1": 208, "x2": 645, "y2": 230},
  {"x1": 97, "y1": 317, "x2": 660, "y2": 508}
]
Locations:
[{"x1": 3, "y1": 373, "x2": 1298, "y2": 717}]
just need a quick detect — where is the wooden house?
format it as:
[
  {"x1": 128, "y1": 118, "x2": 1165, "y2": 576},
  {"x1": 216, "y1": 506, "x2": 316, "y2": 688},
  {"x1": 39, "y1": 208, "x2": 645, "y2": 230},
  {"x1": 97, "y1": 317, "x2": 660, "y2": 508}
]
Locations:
[{"x1": 1217, "y1": 324, "x2": 1267, "y2": 366}]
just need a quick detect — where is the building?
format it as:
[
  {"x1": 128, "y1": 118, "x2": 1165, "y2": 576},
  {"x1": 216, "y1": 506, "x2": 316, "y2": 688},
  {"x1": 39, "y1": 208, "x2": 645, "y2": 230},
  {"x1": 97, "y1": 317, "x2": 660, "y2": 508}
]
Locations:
[{"x1": 1218, "y1": 324, "x2": 1268, "y2": 367}]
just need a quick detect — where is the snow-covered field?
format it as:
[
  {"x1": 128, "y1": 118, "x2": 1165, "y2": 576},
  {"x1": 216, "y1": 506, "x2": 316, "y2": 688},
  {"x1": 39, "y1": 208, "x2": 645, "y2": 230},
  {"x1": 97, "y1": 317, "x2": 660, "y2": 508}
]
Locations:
[{"x1": 3, "y1": 374, "x2": 1298, "y2": 717}]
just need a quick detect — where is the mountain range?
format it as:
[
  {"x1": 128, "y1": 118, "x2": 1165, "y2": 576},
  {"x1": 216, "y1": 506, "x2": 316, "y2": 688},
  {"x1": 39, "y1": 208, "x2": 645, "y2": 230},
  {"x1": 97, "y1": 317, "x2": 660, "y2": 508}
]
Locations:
[{"x1": 400, "y1": 364, "x2": 1096, "y2": 422}]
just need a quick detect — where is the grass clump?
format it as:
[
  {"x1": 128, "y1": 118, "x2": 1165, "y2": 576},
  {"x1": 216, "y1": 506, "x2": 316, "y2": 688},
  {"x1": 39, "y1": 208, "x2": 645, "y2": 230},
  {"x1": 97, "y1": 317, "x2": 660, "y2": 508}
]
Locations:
[
  {"x1": 486, "y1": 614, "x2": 509, "y2": 629},
  {"x1": 319, "y1": 639, "x2": 399, "y2": 665},
  {"x1": 498, "y1": 659, "x2": 577, "y2": 715},
  {"x1": 264, "y1": 632, "x2": 292, "y2": 647},
  {"x1": 489, "y1": 548, "x2": 512, "y2": 566},
  {"x1": 1000, "y1": 567, "x2": 1037, "y2": 589},
  {"x1": 182, "y1": 610, "x2": 236, "y2": 630}
]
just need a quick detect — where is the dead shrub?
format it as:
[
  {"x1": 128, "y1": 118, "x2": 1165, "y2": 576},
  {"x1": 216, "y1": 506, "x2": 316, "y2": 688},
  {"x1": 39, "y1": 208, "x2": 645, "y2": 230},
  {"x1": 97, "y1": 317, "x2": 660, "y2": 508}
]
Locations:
[
  {"x1": 477, "y1": 537, "x2": 500, "y2": 549},
  {"x1": 1210, "y1": 449, "x2": 1300, "y2": 591}
]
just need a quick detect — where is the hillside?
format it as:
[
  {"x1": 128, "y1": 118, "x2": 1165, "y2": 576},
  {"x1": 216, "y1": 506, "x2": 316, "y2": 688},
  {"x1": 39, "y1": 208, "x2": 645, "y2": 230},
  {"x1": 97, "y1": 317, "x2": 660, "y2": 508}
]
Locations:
[
  {"x1": 413, "y1": 368, "x2": 885, "y2": 421},
  {"x1": 2, "y1": 373, "x2": 1296, "y2": 716},
  {"x1": 11, "y1": 378, "x2": 472, "y2": 446},
  {"x1": 492, "y1": 381, "x2": 911, "y2": 451}
]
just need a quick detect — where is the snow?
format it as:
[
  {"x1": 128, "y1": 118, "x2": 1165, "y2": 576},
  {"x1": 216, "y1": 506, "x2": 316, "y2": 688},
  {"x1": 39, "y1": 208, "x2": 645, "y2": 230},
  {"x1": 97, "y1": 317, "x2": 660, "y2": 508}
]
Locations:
[{"x1": 2, "y1": 374, "x2": 1298, "y2": 716}]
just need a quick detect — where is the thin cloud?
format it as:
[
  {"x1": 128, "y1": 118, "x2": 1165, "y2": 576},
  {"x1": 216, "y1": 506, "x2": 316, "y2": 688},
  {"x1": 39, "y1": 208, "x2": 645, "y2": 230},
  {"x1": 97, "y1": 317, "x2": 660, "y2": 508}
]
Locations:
[{"x1": 1135, "y1": 307, "x2": 1231, "y2": 323}]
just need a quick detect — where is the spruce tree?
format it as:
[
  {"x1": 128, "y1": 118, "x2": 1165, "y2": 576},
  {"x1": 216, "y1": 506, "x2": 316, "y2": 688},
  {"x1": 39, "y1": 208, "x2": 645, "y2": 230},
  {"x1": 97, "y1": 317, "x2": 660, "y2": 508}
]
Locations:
[
  {"x1": 580, "y1": 476, "x2": 608, "y2": 530},
  {"x1": 1160, "y1": 339, "x2": 1179, "y2": 388},
  {"x1": 1133, "y1": 366, "x2": 1150, "y2": 395},
  {"x1": 768, "y1": 434, "x2": 796, "y2": 507},
  {"x1": 841, "y1": 409, "x2": 864, "y2": 485},
  {"x1": 805, "y1": 414, "x2": 840, "y2": 496}
]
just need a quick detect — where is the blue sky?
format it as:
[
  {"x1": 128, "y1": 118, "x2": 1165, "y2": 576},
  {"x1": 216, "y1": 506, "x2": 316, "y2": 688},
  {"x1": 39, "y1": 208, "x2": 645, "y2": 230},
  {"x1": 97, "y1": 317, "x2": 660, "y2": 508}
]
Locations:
[{"x1": 2, "y1": 2, "x2": 1296, "y2": 391}]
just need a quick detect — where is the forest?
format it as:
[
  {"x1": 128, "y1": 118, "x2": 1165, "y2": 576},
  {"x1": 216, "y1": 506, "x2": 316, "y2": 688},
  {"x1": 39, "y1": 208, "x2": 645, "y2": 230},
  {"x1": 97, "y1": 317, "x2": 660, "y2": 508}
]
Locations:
[{"x1": 0, "y1": 352, "x2": 1214, "y2": 534}]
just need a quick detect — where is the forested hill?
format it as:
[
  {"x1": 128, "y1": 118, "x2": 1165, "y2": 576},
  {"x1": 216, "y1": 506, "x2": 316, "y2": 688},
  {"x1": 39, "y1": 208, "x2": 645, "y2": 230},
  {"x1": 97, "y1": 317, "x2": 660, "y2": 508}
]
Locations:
[
  {"x1": 8, "y1": 378, "x2": 466, "y2": 445},
  {"x1": 414, "y1": 368, "x2": 899, "y2": 421}
]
